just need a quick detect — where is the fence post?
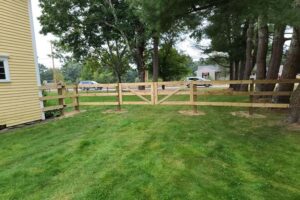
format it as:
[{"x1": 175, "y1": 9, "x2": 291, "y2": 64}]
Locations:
[
  {"x1": 57, "y1": 83, "x2": 66, "y2": 116},
  {"x1": 73, "y1": 85, "x2": 80, "y2": 112},
  {"x1": 151, "y1": 82, "x2": 155, "y2": 105},
  {"x1": 41, "y1": 88, "x2": 47, "y2": 116},
  {"x1": 249, "y1": 79, "x2": 254, "y2": 115},
  {"x1": 190, "y1": 81, "x2": 198, "y2": 113},
  {"x1": 152, "y1": 82, "x2": 158, "y2": 105},
  {"x1": 116, "y1": 83, "x2": 122, "y2": 111},
  {"x1": 118, "y1": 83, "x2": 123, "y2": 107}
]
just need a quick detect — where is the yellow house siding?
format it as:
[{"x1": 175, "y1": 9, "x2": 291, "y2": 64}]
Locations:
[{"x1": 0, "y1": 0, "x2": 43, "y2": 127}]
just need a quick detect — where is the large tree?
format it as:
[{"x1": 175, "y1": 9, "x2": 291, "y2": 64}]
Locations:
[
  {"x1": 255, "y1": 15, "x2": 269, "y2": 92},
  {"x1": 128, "y1": 0, "x2": 208, "y2": 81},
  {"x1": 264, "y1": 24, "x2": 286, "y2": 91},
  {"x1": 288, "y1": 84, "x2": 300, "y2": 123},
  {"x1": 157, "y1": 44, "x2": 191, "y2": 82},
  {"x1": 277, "y1": 28, "x2": 300, "y2": 103},
  {"x1": 203, "y1": 4, "x2": 248, "y2": 89},
  {"x1": 39, "y1": 0, "x2": 148, "y2": 83}
]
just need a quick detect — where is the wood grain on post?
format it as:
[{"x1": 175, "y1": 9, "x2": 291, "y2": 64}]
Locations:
[
  {"x1": 57, "y1": 83, "x2": 66, "y2": 116},
  {"x1": 118, "y1": 83, "x2": 123, "y2": 105},
  {"x1": 116, "y1": 84, "x2": 121, "y2": 111},
  {"x1": 249, "y1": 79, "x2": 255, "y2": 115},
  {"x1": 155, "y1": 82, "x2": 159, "y2": 105},
  {"x1": 190, "y1": 81, "x2": 198, "y2": 113},
  {"x1": 151, "y1": 82, "x2": 158, "y2": 105},
  {"x1": 74, "y1": 85, "x2": 80, "y2": 111},
  {"x1": 151, "y1": 82, "x2": 155, "y2": 105}
]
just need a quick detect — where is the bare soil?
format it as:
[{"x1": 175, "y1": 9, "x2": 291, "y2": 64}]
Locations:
[
  {"x1": 102, "y1": 109, "x2": 128, "y2": 114},
  {"x1": 178, "y1": 110, "x2": 206, "y2": 116},
  {"x1": 231, "y1": 111, "x2": 266, "y2": 119},
  {"x1": 287, "y1": 123, "x2": 300, "y2": 131}
]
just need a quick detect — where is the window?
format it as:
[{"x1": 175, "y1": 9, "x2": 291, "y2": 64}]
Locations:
[
  {"x1": 0, "y1": 56, "x2": 10, "y2": 82},
  {"x1": 202, "y1": 72, "x2": 210, "y2": 79},
  {"x1": 188, "y1": 78, "x2": 199, "y2": 81}
]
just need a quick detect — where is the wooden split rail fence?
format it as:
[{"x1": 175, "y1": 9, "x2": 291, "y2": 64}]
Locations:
[
  {"x1": 39, "y1": 79, "x2": 300, "y2": 116},
  {"x1": 39, "y1": 83, "x2": 80, "y2": 115}
]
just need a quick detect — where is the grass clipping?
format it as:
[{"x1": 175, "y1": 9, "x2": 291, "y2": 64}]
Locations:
[
  {"x1": 178, "y1": 110, "x2": 206, "y2": 116},
  {"x1": 231, "y1": 111, "x2": 266, "y2": 119}
]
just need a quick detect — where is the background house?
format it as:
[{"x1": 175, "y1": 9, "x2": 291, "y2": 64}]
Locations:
[
  {"x1": 196, "y1": 65, "x2": 229, "y2": 80},
  {"x1": 0, "y1": 0, "x2": 44, "y2": 127}
]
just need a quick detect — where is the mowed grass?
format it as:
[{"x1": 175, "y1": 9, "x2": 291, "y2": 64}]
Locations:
[{"x1": 0, "y1": 96, "x2": 300, "y2": 199}]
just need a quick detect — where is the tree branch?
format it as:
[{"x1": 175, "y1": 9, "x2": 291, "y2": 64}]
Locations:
[
  {"x1": 284, "y1": 37, "x2": 292, "y2": 41},
  {"x1": 189, "y1": 0, "x2": 228, "y2": 14},
  {"x1": 210, "y1": 57, "x2": 230, "y2": 68}
]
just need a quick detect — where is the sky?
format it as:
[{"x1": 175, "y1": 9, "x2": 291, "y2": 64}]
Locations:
[{"x1": 31, "y1": 0, "x2": 206, "y2": 68}]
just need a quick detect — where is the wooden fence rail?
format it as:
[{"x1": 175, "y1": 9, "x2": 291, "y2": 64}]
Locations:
[
  {"x1": 39, "y1": 79, "x2": 300, "y2": 116},
  {"x1": 39, "y1": 83, "x2": 79, "y2": 116}
]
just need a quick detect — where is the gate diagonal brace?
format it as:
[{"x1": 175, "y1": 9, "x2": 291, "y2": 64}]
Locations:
[
  {"x1": 127, "y1": 88, "x2": 151, "y2": 104},
  {"x1": 157, "y1": 87, "x2": 184, "y2": 104}
]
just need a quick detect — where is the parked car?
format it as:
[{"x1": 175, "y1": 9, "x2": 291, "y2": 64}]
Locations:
[
  {"x1": 79, "y1": 81, "x2": 103, "y2": 91},
  {"x1": 186, "y1": 77, "x2": 212, "y2": 87}
]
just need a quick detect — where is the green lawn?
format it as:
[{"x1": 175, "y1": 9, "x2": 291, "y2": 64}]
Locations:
[{"x1": 0, "y1": 101, "x2": 299, "y2": 199}]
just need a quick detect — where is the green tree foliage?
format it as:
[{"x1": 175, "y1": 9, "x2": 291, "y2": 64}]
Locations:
[
  {"x1": 157, "y1": 44, "x2": 191, "y2": 81},
  {"x1": 204, "y1": 6, "x2": 247, "y2": 63},
  {"x1": 128, "y1": 0, "x2": 195, "y2": 81},
  {"x1": 187, "y1": 60, "x2": 200, "y2": 76},
  {"x1": 61, "y1": 61, "x2": 82, "y2": 84},
  {"x1": 101, "y1": 41, "x2": 131, "y2": 82},
  {"x1": 39, "y1": 0, "x2": 148, "y2": 82},
  {"x1": 54, "y1": 69, "x2": 64, "y2": 83},
  {"x1": 39, "y1": 64, "x2": 53, "y2": 83},
  {"x1": 81, "y1": 57, "x2": 121, "y2": 83},
  {"x1": 124, "y1": 69, "x2": 139, "y2": 83}
]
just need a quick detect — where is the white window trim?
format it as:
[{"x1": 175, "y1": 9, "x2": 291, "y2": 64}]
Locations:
[{"x1": 0, "y1": 55, "x2": 10, "y2": 82}]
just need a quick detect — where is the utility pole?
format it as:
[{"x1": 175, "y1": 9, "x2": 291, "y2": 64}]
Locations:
[{"x1": 50, "y1": 41, "x2": 56, "y2": 83}]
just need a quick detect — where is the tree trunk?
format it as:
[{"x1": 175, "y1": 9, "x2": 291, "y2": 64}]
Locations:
[
  {"x1": 265, "y1": 24, "x2": 286, "y2": 91},
  {"x1": 277, "y1": 28, "x2": 300, "y2": 103},
  {"x1": 117, "y1": 73, "x2": 122, "y2": 83},
  {"x1": 136, "y1": 46, "x2": 146, "y2": 81},
  {"x1": 255, "y1": 16, "x2": 268, "y2": 92},
  {"x1": 235, "y1": 60, "x2": 245, "y2": 90},
  {"x1": 239, "y1": 21, "x2": 248, "y2": 80},
  {"x1": 241, "y1": 22, "x2": 255, "y2": 91},
  {"x1": 288, "y1": 84, "x2": 300, "y2": 123},
  {"x1": 232, "y1": 60, "x2": 240, "y2": 90},
  {"x1": 234, "y1": 60, "x2": 239, "y2": 80},
  {"x1": 239, "y1": 59, "x2": 246, "y2": 80},
  {"x1": 152, "y1": 35, "x2": 159, "y2": 82},
  {"x1": 135, "y1": 44, "x2": 146, "y2": 90},
  {"x1": 230, "y1": 61, "x2": 234, "y2": 80}
]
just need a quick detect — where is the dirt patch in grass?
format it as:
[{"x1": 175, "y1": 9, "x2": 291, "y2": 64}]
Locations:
[
  {"x1": 178, "y1": 110, "x2": 206, "y2": 116},
  {"x1": 231, "y1": 111, "x2": 266, "y2": 119},
  {"x1": 287, "y1": 123, "x2": 300, "y2": 131},
  {"x1": 102, "y1": 109, "x2": 128, "y2": 114},
  {"x1": 59, "y1": 110, "x2": 86, "y2": 119}
]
